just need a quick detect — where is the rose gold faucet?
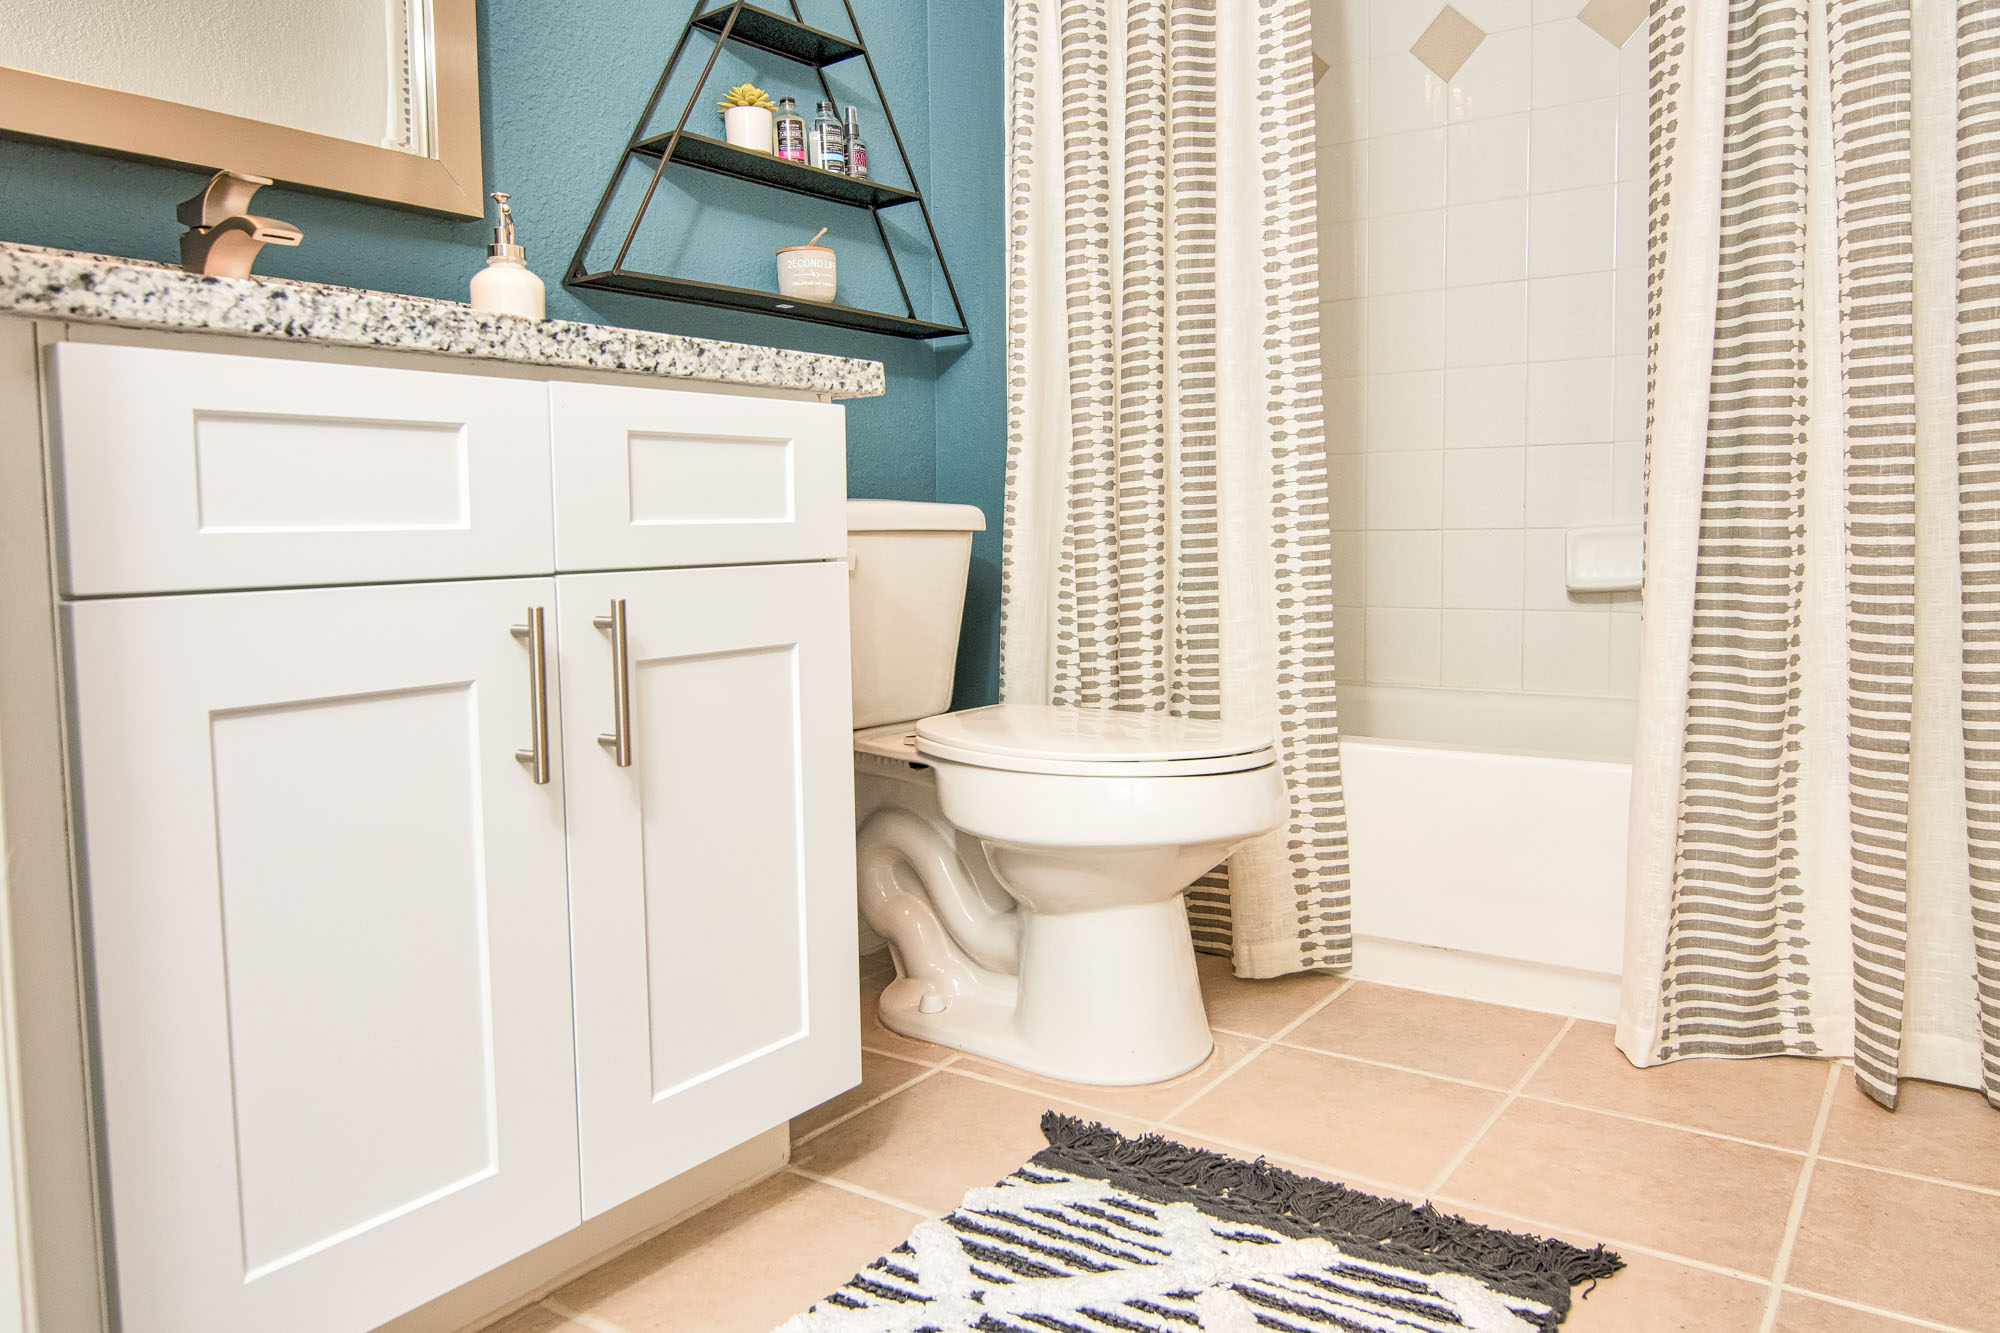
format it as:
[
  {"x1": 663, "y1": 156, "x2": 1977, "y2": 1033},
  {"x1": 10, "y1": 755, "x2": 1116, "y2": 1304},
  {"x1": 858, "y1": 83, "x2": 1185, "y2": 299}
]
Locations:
[{"x1": 177, "y1": 170, "x2": 302, "y2": 278}]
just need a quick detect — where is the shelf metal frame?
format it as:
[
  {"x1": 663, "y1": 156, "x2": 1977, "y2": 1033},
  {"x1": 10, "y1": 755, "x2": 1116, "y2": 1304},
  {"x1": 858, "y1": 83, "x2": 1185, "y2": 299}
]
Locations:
[{"x1": 564, "y1": 0, "x2": 969, "y2": 340}]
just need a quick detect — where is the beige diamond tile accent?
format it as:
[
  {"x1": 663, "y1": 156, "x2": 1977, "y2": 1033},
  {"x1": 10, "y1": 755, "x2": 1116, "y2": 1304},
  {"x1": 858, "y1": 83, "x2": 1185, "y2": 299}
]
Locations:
[
  {"x1": 1410, "y1": 6, "x2": 1485, "y2": 83},
  {"x1": 1579, "y1": 0, "x2": 1648, "y2": 48},
  {"x1": 1313, "y1": 51, "x2": 1330, "y2": 84}
]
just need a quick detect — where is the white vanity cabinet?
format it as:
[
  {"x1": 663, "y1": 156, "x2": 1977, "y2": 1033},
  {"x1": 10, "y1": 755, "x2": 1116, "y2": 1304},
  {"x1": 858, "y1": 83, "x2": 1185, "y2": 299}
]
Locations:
[
  {"x1": 66, "y1": 579, "x2": 584, "y2": 1333},
  {"x1": 558, "y1": 562, "x2": 855, "y2": 1217},
  {"x1": 46, "y1": 342, "x2": 860, "y2": 1333}
]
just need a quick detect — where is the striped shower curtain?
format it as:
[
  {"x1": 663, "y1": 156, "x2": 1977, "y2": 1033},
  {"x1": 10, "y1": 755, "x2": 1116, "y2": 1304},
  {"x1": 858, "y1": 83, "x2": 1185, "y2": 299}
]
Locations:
[
  {"x1": 1620, "y1": 0, "x2": 2000, "y2": 1108},
  {"x1": 996, "y1": 0, "x2": 1352, "y2": 977}
]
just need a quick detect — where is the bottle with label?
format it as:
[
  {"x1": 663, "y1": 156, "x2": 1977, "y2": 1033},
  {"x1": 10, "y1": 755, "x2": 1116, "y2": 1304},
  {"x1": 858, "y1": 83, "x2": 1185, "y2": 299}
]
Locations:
[
  {"x1": 810, "y1": 99, "x2": 846, "y2": 174},
  {"x1": 844, "y1": 106, "x2": 869, "y2": 179},
  {"x1": 774, "y1": 97, "x2": 807, "y2": 164}
]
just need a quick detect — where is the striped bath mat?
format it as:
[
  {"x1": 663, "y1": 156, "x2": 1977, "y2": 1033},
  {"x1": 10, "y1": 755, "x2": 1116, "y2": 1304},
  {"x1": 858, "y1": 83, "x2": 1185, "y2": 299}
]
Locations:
[{"x1": 778, "y1": 1114, "x2": 1621, "y2": 1332}]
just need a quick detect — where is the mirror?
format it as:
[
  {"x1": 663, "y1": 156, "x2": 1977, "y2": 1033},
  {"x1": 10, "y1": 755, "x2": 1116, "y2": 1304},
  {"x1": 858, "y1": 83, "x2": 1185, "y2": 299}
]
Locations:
[{"x1": 0, "y1": 0, "x2": 482, "y2": 217}]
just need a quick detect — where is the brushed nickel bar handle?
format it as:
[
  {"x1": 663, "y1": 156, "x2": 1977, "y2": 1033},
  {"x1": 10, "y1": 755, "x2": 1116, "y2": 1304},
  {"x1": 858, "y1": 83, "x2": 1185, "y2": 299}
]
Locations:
[
  {"x1": 593, "y1": 599, "x2": 632, "y2": 768},
  {"x1": 511, "y1": 608, "x2": 551, "y2": 784}
]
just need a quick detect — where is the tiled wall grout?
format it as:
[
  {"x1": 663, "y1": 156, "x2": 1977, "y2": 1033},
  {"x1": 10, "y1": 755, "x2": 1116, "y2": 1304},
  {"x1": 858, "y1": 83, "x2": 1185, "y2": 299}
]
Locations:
[
  {"x1": 1753, "y1": 1062, "x2": 1844, "y2": 1333},
  {"x1": 1423, "y1": 1015, "x2": 1574, "y2": 1196},
  {"x1": 1323, "y1": 3, "x2": 1649, "y2": 705}
]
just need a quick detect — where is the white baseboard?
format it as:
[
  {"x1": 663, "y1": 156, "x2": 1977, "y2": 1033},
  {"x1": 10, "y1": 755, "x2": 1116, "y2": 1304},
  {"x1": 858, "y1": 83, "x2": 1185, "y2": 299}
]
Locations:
[
  {"x1": 371, "y1": 1125, "x2": 790, "y2": 1333},
  {"x1": 1349, "y1": 936, "x2": 1621, "y2": 1024}
]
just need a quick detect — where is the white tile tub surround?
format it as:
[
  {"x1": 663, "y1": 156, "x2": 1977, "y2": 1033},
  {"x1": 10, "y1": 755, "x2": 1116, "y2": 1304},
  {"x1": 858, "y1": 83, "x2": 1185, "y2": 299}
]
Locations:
[
  {"x1": 1365, "y1": 530, "x2": 1443, "y2": 607},
  {"x1": 1312, "y1": 0, "x2": 1649, "y2": 715}
]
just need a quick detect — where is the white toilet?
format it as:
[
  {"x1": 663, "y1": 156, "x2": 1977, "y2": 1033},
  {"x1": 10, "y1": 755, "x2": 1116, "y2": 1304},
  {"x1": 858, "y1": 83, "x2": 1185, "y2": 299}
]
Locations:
[{"x1": 848, "y1": 500, "x2": 1285, "y2": 1085}]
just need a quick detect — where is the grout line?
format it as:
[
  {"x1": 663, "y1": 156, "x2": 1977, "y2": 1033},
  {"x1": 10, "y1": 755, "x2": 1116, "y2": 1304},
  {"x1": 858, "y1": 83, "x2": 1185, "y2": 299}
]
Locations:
[
  {"x1": 1504, "y1": 1089, "x2": 1816, "y2": 1157},
  {"x1": 1754, "y1": 1061, "x2": 1842, "y2": 1333},
  {"x1": 539, "y1": 1296, "x2": 631, "y2": 1333},
  {"x1": 1247, "y1": 1036, "x2": 1835, "y2": 1161},
  {"x1": 790, "y1": 1066, "x2": 941, "y2": 1149},
  {"x1": 1421, "y1": 1189, "x2": 1776, "y2": 1286},
  {"x1": 1424, "y1": 1016, "x2": 1574, "y2": 1197},
  {"x1": 1777, "y1": 1285, "x2": 1981, "y2": 1332},
  {"x1": 1150, "y1": 977, "x2": 1356, "y2": 1128},
  {"x1": 1811, "y1": 1152, "x2": 2000, "y2": 1200},
  {"x1": 1263, "y1": 1036, "x2": 1523, "y2": 1093},
  {"x1": 785, "y1": 1163, "x2": 935, "y2": 1218},
  {"x1": 859, "y1": 1040, "x2": 954, "y2": 1066}
]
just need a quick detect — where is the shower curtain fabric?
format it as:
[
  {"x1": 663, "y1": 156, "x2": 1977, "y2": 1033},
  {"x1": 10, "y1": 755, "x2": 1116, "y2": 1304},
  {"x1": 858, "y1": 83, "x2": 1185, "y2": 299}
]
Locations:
[
  {"x1": 997, "y1": 0, "x2": 1351, "y2": 977},
  {"x1": 1621, "y1": 0, "x2": 2000, "y2": 1108}
]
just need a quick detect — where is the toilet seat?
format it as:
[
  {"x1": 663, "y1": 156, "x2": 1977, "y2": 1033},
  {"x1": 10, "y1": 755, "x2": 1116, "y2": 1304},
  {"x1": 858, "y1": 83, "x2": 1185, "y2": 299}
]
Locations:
[{"x1": 913, "y1": 704, "x2": 1275, "y2": 778}]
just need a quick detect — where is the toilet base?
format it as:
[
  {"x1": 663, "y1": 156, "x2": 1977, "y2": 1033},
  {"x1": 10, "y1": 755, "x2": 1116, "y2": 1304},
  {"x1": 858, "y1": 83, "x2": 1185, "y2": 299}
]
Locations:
[{"x1": 876, "y1": 896, "x2": 1214, "y2": 1086}]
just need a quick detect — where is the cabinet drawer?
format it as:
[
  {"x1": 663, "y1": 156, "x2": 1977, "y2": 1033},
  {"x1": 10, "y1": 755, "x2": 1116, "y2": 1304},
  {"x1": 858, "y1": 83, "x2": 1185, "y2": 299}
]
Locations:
[
  {"x1": 48, "y1": 343, "x2": 555, "y2": 596},
  {"x1": 550, "y1": 381, "x2": 844, "y2": 571}
]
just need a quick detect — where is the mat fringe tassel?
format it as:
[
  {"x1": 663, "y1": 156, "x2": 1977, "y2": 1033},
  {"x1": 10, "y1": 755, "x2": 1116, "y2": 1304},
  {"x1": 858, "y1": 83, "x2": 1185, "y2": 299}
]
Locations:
[{"x1": 1035, "y1": 1112, "x2": 1624, "y2": 1326}]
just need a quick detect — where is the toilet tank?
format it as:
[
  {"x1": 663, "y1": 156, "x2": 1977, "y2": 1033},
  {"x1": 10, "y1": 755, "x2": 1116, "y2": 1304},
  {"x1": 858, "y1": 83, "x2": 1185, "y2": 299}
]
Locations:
[{"x1": 847, "y1": 499, "x2": 988, "y2": 728}]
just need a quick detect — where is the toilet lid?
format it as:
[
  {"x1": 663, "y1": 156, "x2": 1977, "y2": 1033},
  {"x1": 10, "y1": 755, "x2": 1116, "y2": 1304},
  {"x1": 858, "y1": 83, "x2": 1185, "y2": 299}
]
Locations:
[{"x1": 913, "y1": 705, "x2": 1275, "y2": 777}]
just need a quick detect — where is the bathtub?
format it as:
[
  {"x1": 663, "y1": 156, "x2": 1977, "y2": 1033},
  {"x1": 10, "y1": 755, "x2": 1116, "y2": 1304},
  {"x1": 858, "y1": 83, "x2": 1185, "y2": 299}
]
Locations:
[{"x1": 1339, "y1": 686, "x2": 1634, "y2": 1022}]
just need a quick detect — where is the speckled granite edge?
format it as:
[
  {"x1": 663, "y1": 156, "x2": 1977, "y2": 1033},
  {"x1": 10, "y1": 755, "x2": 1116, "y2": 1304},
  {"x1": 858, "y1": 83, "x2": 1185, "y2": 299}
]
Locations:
[{"x1": 0, "y1": 243, "x2": 886, "y2": 399}]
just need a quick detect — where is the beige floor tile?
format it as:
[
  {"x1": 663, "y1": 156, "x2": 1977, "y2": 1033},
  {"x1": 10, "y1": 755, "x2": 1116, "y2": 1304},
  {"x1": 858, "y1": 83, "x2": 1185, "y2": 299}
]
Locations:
[
  {"x1": 1286, "y1": 982, "x2": 1569, "y2": 1087},
  {"x1": 951, "y1": 1029, "x2": 1263, "y2": 1121},
  {"x1": 1169, "y1": 1044, "x2": 1504, "y2": 1191},
  {"x1": 476, "y1": 1303, "x2": 587, "y2": 1333},
  {"x1": 857, "y1": 972, "x2": 954, "y2": 1063},
  {"x1": 1561, "y1": 1252, "x2": 1769, "y2": 1333},
  {"x1": 791, "y1": 1070, "x2": 1145, "y2": 1214},
  {"x1": 1523, "y1": 1022, "x2": 1833, "y2": 1150},
  {"x1": 791, "y1": 1050, "x2": 934, "y2": 1141},
  {"x1": 1442, "y1": 1100, "x2": 1803, "y2": 1272},
  {"x1": 1772, "y1": 1292, "x2": 1938, "y2": 1332},
  {"x1": 551, "y1": 1172, "x2": 917, "y2": 1333},
  {"x1": 1195, "y1": 952, "x2": 1344, "y2": 1037},
  {"x1": 1818, "y1": 1074, "x2": 2000, "y2": 1192},
  {"x1": 860, "y1": 947, "x2": 895, "y2": 981},
  {"x1": 1785, "y1": 1161, "x2": 2000, "y2": 1332}
]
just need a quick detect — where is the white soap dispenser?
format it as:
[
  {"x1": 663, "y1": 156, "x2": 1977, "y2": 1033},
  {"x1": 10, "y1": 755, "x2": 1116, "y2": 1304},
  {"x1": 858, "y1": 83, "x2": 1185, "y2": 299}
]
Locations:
[{"x1": 470, "y1": 191, "x2": 546, "y2": 319}]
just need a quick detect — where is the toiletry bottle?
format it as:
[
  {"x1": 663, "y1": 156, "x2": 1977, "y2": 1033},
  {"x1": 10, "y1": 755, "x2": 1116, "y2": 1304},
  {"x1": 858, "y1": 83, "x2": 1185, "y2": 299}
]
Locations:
[
  {"x1": 774, "y1": 97, "x2": 808, "y2": 163},
  {"x1": 811, "y1": 99, "x2": 846, "y2": 174},
  {"x1": 470, "y1": 192, "x2": 545, "y2": 319},
  {"x1": 844, "y1": 106, "x2": 869, "y2": 179}
]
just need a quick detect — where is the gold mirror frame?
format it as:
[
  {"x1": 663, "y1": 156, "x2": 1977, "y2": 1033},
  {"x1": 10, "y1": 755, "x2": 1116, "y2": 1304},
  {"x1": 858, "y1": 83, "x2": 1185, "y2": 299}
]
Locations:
[{"x1": 0, "y1": 0, "x2": 483, "y2": 218}]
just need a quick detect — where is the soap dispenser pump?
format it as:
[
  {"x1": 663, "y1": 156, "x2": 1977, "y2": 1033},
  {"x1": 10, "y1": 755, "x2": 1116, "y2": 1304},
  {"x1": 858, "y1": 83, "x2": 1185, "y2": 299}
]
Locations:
[{"x1": 471, "y1": 191, "x2": 546, "y2": 319}]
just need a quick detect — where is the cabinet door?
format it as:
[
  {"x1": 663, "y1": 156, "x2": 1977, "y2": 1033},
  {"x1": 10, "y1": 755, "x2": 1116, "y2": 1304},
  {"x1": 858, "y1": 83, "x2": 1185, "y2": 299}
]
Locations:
[
  {"x1": 557, "y1": 562, "x2": 858, "y2": 1217},
  {"x1": 548, "y1": 381, "x2": 845, "y2": 572},
  {"x1": 47, "y1": 342, "x2": 556, "y2": 597},
  {"x1": 66, "y1": 579, "x2": 580, "y2": 1333}
]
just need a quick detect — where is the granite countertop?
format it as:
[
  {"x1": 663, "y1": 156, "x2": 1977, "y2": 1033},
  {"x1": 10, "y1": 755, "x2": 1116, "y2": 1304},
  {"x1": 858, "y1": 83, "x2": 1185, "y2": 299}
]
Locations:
[{"x1": 0, "y1": 242, "x2": 885, "y2": 399}]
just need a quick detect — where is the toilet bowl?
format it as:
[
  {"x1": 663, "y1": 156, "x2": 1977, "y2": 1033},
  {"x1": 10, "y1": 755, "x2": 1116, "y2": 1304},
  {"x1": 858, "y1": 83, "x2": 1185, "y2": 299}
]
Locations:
[
  {"x1": 855, "y1": 708, "x2": 1284, "y2": 1084},
  {"x1": 846, "y1": 501, "x2": 1286, "y2": 1085}
]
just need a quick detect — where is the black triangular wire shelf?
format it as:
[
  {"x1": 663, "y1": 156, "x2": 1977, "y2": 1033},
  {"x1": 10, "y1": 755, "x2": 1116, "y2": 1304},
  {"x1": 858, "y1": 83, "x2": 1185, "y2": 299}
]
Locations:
[{"x1": 565, "y1": 0, "x2": 968, "y2": 341}]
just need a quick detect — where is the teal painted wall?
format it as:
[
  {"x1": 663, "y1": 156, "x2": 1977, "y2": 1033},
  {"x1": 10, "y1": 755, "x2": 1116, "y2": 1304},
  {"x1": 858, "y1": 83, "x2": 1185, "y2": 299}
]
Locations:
[
  {"x1": 0, "y1": 0, "x2": 1005, "y2": 702},
  {"x1": 926, "y1": 2, "x2": 1006, "y2": 709}
]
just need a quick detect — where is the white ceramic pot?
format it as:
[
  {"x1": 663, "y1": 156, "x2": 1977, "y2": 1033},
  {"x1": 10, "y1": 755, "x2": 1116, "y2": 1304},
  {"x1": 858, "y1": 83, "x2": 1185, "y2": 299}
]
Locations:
[
  {"x1": 775, "y1": 245, "x2": 836, "y2": 303},
  {"x1": 722, "y1": 105, "x2": 774, "y2": 153}
]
